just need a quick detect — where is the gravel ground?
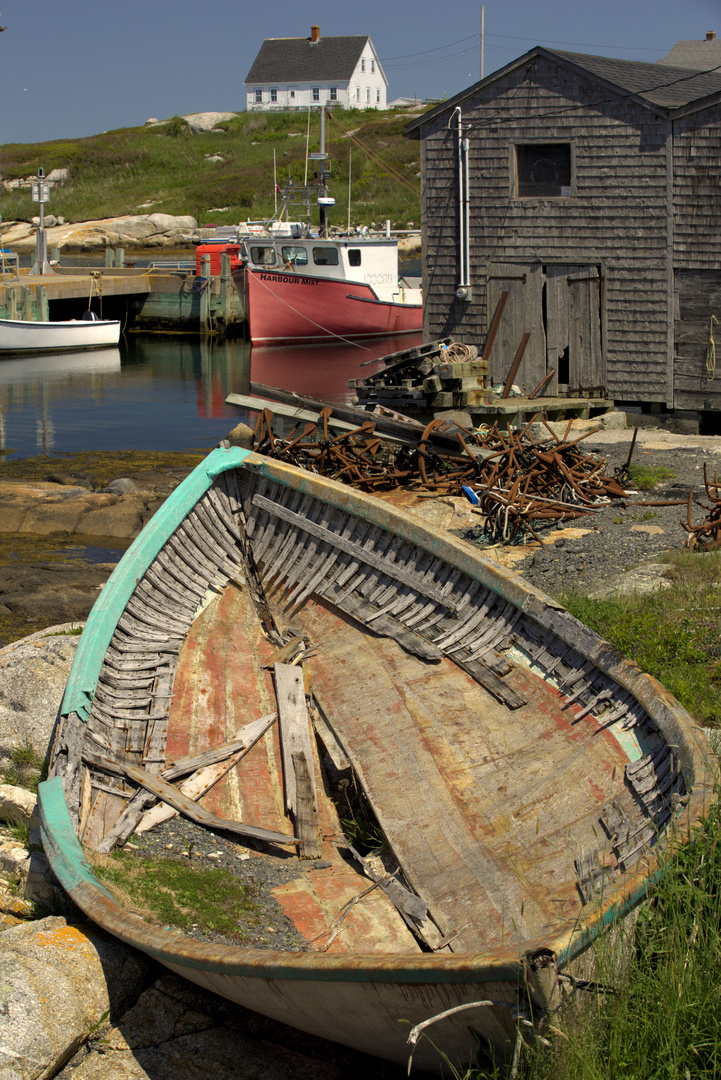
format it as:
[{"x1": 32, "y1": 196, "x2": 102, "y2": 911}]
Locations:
[
  {"x1": 120, "y1": 816, "x2": 317, "y2": 950},
  {"x1": 476, "y1": 429, "x2": 721, "y2": 599}
]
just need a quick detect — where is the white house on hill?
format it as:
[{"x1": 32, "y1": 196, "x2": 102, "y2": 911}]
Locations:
[{"x1": 245, "y1": 26, "x2": 387, "y2": 111}]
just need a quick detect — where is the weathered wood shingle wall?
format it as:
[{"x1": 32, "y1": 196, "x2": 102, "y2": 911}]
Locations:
[
  {"x1": 417, "y1": 57, "x2": 673, "y2": 403},
  {"x1": 672, "y1": 107, "x2": 721, "y2": 411}
]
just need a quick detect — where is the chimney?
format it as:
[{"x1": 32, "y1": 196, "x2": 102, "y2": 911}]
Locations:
[
  {"x1": 706, "y1": 30, "x2": 716, "y2": 40},
  {"x1": 310, "y1": 25, "x2": 320, "y2": 44}
]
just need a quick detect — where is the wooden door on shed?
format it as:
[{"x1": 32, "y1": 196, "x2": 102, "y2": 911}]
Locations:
[
  {"x1": 486, "y1": 264, "x2": 546, "y2": 392},
  {"x1": 545, "y1": 266, "x2": 603, "y2": 395}
]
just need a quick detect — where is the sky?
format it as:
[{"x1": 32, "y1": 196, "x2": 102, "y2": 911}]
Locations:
[{"x1": 0, "y1": 0, "x2": 719, "y2": 146}]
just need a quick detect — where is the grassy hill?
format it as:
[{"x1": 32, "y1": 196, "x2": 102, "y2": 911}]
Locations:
[{"x1": 0, "y1": 108, "x2": 425, "y2": 231}]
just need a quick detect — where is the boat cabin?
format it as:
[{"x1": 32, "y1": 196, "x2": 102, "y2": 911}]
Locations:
[{"x1": 243, "y1": 237, "x2": 403, "y2": 296}]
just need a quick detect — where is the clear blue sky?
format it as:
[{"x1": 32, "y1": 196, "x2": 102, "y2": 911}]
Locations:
[{"x1": 1, "y1": 0, "x2": 719, "y2": 146}]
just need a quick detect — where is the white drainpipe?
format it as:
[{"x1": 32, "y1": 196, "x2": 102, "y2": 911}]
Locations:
[{"x1": 450, "y1": 106, "x2": 472, "y2": 301}]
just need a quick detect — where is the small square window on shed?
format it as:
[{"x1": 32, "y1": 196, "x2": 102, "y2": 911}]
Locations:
[{"x1": 515, "y1": 144, "x2": 572, "y2": 197}]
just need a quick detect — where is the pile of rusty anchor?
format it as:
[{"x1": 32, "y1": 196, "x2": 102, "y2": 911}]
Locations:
[
  {"x1": 250, "y1": 408, "x2": 628, "y2": 544},
  {"x1": 682, "y1": 466, "x2": 721, "y2": 551}
]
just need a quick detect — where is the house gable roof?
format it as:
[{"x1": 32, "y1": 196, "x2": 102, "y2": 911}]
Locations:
[
  {"x1": 661, "y1": 38, "x2": 721, "y2": 70},
  {"x1": 246, "y1": 35, "x2": 373, "y2": 84},
  {"x1": 406, "y1": 46, "x2": 721, "y2": 135}
]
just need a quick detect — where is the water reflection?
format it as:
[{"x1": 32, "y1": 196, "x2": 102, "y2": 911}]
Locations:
[{"x1": 0, "y1": 331, "x2": 423, "y2": 459}]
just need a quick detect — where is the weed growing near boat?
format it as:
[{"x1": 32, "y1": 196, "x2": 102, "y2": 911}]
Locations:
[
  {"x1": 2, "y1": 739, "x2": 45, "y2": 792},
  {"x1": 563, "y1": 549, "x2": 721, "y2": 727},
  {"x1": 93, "y1": 850, "x2": 263, "y2": 943},
  {"x1": 626, "y1": 463, "x2": 677, "y2": 491}
]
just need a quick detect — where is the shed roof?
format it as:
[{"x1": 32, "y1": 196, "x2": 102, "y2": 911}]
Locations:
[
  {"x1": 246, "y1": 35, "x2": 375, "y2": 84},
  {"x1": 406, "y1": 46, "x2": 721, "y2": 134},
  {"x1": 549, "y1": 49, "x2": 721, "y2": 108}
]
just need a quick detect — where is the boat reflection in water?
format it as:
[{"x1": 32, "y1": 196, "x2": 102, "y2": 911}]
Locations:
[
  {"x1": 0, "y1": 332, "x2": 423, "y2": 459},
  {"x1": 248, "y1": 332, "x2": 424, "y2": 406}
]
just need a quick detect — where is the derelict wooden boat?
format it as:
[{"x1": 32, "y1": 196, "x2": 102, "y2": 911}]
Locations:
[
  {"x1": 0, "y1": 317, "x2": 121, "y2": 353},
  {"x1": 39, "y1": 446, "x2": 714, "y2": 1073}
]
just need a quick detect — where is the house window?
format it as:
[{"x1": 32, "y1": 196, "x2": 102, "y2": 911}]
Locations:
[
  {"x1": 330, "y1": 87, "x2": 337, "y2": 101},
  {"x1": 254, "y1": 89, "x2": 262, "y2": 104},
  {"x1": 312, "y1": 87, "x2": 320, "y2": 102},
  {"x1": 366, "y1": 88, "x2": 370, "y2": 103},
  {"x1": 361, "y1": 58, "x2": 366, "y2": 72},
  {"x1": 290, "y1": 90, "x2": 295, "y2": 99},
  {"x1": 270, "y1": 88, "x2": 277, "y2": 103},
  {"x1": 376, "y1": 89, "x2": 380, "y2": 103},
  {"x1": 348, "y1": 249, "x2": 361, "y2": 266},
  {"x1": 515, "y1": 143, "x2": 572, "y2": 197},
  {"x1": 313, "y1": 246, "x2": 339, "y2": 266},
  {"x1": 371, "y1": 59, "x2": 375, "y2": 73},
  {"x1": 356, "y1": 87, "x2": 360, "y2": 101}
]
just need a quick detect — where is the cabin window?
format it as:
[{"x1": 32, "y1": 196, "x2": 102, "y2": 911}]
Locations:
[
  {"x1": 254, "y1": 89, "x2": 262, "y2": 104},
  {"x1": 250, "y1": 246, "x2": 276, "y2": 266},
  {"x1": 270, "y1": 88, "x2": 277, "y2": 103},
  {"x1": 515, "y1": 143, "x2": 572, "y2": 197},
  {"x1": 348, "y1": 249, "x2": 361, "y2": 266},
  {"x1": 313, "y1": 246, "x2": 339, "y2": 266},
  {"x1": 312, "y1": 87, "x2": 320, "y2": 102},
  {"x1": 330, "y1": 87, "x2": 337, "y2": 101},
  {"x1": 281, "y1": 245, "x2": 308, "y2": 266}
]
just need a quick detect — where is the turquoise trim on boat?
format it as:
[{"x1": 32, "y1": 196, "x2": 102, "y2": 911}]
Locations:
[
  {"x1": 61, "y1": 446, "x2": 254, "y2": 722},
  {"x1": 37, "y1": 776, "x2": 115, "y2": 900}
]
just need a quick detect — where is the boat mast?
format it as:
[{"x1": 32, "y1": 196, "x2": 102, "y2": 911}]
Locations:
[{"x1": 317, "y1": 107, "x2": 330, "y2": 238}]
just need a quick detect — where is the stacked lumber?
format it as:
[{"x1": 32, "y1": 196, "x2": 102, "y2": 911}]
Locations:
[{"x1": 351, "y1": 339, "x2": 490, "y2": 411}]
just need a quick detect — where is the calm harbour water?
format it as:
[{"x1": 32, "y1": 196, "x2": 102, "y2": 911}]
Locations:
[{"x1": 0, "y1": 331, "x2": 424, "y2": 460}]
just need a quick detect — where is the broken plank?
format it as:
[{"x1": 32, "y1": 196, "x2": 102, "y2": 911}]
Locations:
[
  {"x1": 274, "y1": 662, "x2": 316, "y2": 817},
  {"x1": 122, "y1": 762, "x2": 298, "y2": 846},
  {"x1": 293, "y1": 750, "x2": 323, "y2": 859},
  {"x1": 161, "y1": 714, "x2": 277, "y2": 781}
]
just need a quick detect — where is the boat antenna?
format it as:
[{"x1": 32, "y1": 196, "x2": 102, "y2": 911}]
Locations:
[{"x1": 304, "y1": 106, "x2": 311, "y2": 186}]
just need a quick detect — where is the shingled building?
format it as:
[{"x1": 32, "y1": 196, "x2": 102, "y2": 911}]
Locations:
[
  {"x1": 406, "y1": 40, "x2": 721, "y2": 429},
  {"x1": 245, "y1": 26, "x2": 387, "y2": 112}
]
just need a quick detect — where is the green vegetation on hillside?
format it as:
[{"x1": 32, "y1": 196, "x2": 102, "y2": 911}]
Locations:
[{"x1": 0, "y1": 108, "x2": 424, "y2": 230}]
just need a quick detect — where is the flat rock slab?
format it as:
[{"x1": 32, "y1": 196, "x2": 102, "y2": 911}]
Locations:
[
  {"x1": 0, "y1": 480, "x2": 164, "y2": 540},
  {"x1": 58, "y1": 971, "x2": 404, "y2": 1080}
]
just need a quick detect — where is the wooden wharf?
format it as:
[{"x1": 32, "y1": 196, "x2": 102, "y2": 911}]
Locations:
[{"x1": 0, "y1": 252, "x2": 245, "y2": 336}]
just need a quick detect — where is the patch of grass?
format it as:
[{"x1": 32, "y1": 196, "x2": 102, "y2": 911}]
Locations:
[
  {"x1": 516, "y1": 802, "x2": 721, "y2": 1080},
  {"x1": 563, "y1": 572, "x2": 721, "y2": 727},
  {"x1": 2, "y1": 739, "x2": 45, "y2": 792},
  {"x1": 627, "y1": 463, "x2": 677, "y2": 490},
  {"x1": 1, "y1": 108, "x2": 422, "y2": 229},
  {"x1": 92, "y1": 849, "x2": 263, "y2": 943},
  {"x1": 333, "y1": 774, "x2": 385, "y2": 855}
]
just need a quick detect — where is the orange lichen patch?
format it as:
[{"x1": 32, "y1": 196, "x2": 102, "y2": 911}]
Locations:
[{"x1": 34, "y1": 924, "x2": 99, "y2": 952}]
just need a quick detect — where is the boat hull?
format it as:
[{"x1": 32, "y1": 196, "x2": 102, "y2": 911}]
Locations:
[
  {"x1": 238, "y1": 268, "x2": 422, "y2": 344},
  {"x1": 0, "y1": 318, "x2": 121, "y2": 354},
  {"x1": 41, "y1": 447, "x2": 715, "y2": 1073}
]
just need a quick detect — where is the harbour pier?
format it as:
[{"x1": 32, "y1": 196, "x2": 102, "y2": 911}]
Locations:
[{"x1": 0, "y1": 252, "x2": 245, "y2": 336}]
